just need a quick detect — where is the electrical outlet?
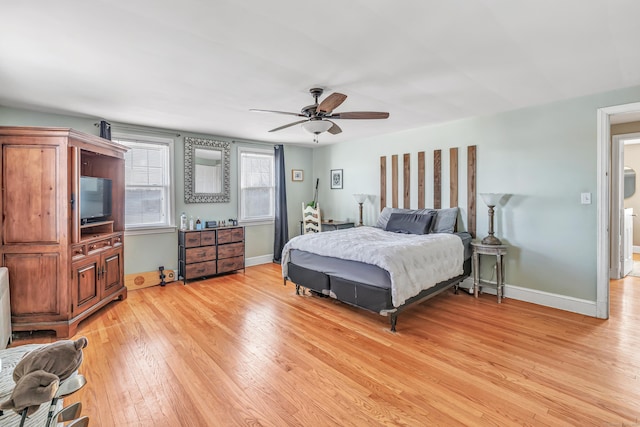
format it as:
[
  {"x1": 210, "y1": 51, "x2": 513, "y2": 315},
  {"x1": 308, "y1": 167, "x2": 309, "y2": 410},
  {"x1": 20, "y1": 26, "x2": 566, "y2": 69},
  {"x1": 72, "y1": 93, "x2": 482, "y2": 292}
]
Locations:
[{"x1": 581, "y1": 192, "x2": 591, "y2": 204}]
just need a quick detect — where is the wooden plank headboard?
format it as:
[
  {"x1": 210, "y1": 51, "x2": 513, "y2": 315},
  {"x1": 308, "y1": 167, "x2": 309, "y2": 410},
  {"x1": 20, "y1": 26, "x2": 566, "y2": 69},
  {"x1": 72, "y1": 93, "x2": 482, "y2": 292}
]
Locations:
[{"x1": 380, "y1": 145, "x2": 477, "y2": 237}]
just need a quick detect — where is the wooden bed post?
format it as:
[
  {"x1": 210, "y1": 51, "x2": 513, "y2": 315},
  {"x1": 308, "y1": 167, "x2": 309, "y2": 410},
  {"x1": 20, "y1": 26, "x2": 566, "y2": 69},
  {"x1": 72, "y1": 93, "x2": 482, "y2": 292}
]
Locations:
[
  {"x1": 450, "y1": 147, "x2": 458, "y2": 208},
  {"x1": 380, "y1": 156, "x2": 387, "y2": 211},
  {"x1": 467, "y1": 145, "x2": 477, "y2": 238},
  {"x1": 418, "y1": 151, "x2": 425, "y2": 209},
  {"x1": 391, "y1": 155, "x2": 398, "y2": 208},
  {"x1": 403, "y1": 153, "x2": 410, "y2": 208},
  {"x1": 434, "y1": 149, "x2": 441, "y2": 209}
]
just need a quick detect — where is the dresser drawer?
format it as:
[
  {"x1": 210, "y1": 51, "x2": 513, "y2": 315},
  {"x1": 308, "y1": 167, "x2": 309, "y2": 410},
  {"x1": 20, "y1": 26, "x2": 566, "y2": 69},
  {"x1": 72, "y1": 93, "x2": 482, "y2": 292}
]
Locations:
[
  {"x1": 87, "y1": 237, "x2": 113, "y2": 254},
  {"x1": 200, "y1": 230, "x2": 216, "y2": 246},
  {"x1": 217, "y1": 256, "x2": 244, "y2": 274},
  {"x1": 112, "y1": 234, "x2": 123, "y2": 246},
  {"x1": 217, "y1": 227, "x2": 244, "y2": 244},
  {"x1": 185, "y1": 261, "x2": 217, "y2": 279},
  {"x1": 181, "y1": 232, "x2": 201, "y2": 248},
  {"x1": 184, "y1": 246, "x2": 217, "y2": 263},
  {"x1": 218, "y1": 242, "x2": 244, "y2": 259},
  {"x1": 71, "y1": 244, "x2": 87, "y2": 260}
]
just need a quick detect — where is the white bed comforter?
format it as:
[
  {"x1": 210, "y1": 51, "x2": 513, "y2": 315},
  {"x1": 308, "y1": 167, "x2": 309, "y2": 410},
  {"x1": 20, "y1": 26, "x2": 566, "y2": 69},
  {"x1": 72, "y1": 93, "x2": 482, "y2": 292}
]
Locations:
[{"x1": 281, "y1": 227, "x2": 464, "y2": 307}]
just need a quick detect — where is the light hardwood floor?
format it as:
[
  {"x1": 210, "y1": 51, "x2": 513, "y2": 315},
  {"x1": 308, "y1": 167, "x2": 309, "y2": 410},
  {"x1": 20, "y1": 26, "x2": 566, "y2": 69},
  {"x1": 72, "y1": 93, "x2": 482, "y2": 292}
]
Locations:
[{"x1": 9, "y1": 263, "x2": 640, "y2": 426}]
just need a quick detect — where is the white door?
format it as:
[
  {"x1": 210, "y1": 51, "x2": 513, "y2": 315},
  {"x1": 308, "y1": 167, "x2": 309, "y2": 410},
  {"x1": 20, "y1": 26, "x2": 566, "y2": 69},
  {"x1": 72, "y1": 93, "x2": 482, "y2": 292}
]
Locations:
[{"x1": 624, "y1": 208, "x2": 634, "y2": 276}]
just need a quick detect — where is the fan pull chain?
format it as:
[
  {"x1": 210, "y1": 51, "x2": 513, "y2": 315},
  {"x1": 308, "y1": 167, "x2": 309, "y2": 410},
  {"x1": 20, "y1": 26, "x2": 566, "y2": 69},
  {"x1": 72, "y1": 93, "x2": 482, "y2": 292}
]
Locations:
[{"x1": 314, "y1": 134, "x2": 319, "y2": 144}]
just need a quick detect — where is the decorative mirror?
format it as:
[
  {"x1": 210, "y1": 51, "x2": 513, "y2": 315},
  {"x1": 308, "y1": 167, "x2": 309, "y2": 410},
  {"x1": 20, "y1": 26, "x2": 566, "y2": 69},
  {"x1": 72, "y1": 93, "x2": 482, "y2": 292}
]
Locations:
[{"x1": 184, "y1": 137, "x2": 230, "y2": 203}]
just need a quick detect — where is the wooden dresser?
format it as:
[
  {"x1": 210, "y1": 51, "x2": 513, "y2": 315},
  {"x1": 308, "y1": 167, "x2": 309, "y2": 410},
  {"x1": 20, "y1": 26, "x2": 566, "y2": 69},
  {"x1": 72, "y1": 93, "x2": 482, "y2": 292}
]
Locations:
[{"x1": 178, "y1": 226, "x2": 244, "y2": 282}]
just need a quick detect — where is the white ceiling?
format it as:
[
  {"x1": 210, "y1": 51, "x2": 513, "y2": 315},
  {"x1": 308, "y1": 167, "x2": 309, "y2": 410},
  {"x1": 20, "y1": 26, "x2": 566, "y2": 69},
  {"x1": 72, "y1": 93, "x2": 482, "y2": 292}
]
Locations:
[{"x1": 2, "y1": 0, "x2": 640, "y2": 146}]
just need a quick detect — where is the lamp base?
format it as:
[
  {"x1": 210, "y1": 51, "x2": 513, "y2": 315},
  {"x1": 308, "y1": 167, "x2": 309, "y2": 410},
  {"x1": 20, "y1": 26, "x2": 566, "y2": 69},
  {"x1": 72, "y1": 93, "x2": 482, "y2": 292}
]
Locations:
[{"x1": 481, "y1": 235, "x2": 502, "y2": 245}]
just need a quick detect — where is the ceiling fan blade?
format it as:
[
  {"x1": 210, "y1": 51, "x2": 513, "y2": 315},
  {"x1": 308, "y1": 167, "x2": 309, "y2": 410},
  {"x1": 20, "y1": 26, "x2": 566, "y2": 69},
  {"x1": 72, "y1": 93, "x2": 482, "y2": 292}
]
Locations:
[
  {"x1": 327, "y1": 121, "x2": 342, "y2": 135},
  {"x1": 328, "y1": 111, "x2": 390, "y2": 120},
  {"x1": 317, "y1": 92, "x2": 347, "y2": 114},
  {"x1": 250, "y1": 109, "x2": 304, "y2": 117},
  {"x1": 269, "y1": 120, "x2": 308, "y2": 132}
]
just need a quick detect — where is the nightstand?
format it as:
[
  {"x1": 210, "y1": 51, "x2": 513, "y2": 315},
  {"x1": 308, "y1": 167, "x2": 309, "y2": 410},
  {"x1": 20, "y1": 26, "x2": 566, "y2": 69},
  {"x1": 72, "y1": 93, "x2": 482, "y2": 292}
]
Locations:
[
  {"x1": 299, "y1": 220, "x2": 354, "y2": 234},
  {"x1": 471, "y1": 242, "x2": 507, "y2": 303}
]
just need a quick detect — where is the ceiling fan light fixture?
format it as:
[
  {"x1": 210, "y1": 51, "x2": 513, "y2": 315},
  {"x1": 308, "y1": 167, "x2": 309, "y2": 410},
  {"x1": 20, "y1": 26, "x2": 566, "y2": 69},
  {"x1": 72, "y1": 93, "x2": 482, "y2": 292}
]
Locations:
[{"x1": 301, "y1": 120, "x2": 333, "y2": 135}]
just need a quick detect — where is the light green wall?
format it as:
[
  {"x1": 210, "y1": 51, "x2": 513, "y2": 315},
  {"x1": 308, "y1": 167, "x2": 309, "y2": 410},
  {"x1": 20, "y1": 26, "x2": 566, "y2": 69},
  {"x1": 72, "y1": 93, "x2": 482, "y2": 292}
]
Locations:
[
  {"x1": 4, "y1": 83, "x2": 640, "y2": 301},
  {"x1": 0, "y1": 106, "x2": 313, "y2": 273},
  {"x1": 311, "y1": 85, "x2": 640, "y2": 301}
]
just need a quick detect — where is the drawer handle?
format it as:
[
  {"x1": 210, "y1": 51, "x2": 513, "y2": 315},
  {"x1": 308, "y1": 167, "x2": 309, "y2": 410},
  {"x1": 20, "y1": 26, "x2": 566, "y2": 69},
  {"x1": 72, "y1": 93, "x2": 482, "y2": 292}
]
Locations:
[{"x1": 89, "y1": 244, "x2": 96, "y2": 250}]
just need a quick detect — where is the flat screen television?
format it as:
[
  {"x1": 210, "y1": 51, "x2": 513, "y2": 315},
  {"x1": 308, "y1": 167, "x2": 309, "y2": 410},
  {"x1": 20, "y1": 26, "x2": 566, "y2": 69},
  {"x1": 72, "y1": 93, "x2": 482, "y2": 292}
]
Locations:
[{"x1": 80, "y1": 176, "x2": 112, "y2": 224}]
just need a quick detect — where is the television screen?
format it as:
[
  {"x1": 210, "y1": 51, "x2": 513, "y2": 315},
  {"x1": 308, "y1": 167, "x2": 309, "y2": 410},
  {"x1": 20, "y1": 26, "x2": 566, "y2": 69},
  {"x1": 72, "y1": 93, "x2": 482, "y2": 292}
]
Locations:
[{"x1": 80, "y1": 176, "x2": 112, "y2": 223}]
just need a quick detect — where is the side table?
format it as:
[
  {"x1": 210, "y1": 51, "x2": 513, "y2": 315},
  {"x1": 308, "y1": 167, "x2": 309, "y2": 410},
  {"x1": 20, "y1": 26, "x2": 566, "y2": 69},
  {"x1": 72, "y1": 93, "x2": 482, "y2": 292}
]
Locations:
[
  {"x1": 471, "y1": 242, "x2": 507, "y2": 303},
  {"x1": 299, "y1": 220, "x2": 355, "y2": 234}
]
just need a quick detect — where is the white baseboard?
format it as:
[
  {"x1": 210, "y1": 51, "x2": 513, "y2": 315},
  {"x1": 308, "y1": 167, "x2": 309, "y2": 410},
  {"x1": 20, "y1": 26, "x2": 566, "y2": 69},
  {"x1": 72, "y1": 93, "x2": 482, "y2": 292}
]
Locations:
[
  {"x1": 246, "y1": 254, "x2": 275, "y2": 267},
  {"x1": 476, "y1": 282, "x2": 597, "y2": 317}
]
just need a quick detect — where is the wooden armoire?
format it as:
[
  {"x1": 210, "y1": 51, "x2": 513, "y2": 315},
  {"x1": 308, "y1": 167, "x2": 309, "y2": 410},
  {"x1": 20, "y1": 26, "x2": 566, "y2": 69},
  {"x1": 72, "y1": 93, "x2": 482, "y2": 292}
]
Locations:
[{"x1": 0, "y1": 127, "x2": 128, "y2": 338}]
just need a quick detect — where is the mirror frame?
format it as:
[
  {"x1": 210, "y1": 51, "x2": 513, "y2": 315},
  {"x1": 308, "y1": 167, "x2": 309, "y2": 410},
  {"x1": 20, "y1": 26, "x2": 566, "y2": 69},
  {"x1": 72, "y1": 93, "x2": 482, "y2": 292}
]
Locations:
[{"x1": 184, "y1": 136, "x2": 230, "y2": 203}]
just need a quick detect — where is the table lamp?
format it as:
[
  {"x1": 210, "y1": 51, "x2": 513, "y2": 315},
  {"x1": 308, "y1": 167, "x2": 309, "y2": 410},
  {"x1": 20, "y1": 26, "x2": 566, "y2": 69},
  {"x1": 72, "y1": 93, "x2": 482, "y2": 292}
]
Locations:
[
  {"x1": 353, "y1": 193, "x2": 368, "y2": 226},
  {"x1": 480, "y1": 193, "x2": 504, "y2": 245}
]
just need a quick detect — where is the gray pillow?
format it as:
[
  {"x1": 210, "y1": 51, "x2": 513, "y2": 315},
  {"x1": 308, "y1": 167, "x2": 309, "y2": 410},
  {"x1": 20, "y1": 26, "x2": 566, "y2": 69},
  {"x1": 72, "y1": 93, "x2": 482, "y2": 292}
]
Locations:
[
  {"x1": 385, "y1": 212, "x2": 436, "y2": 235},
  {"x1": 375, "y1": 207, "x2": 436, "y2": 229},
  {"x1": 430, "y1": 207, "x2": 459, "y2": 233}
]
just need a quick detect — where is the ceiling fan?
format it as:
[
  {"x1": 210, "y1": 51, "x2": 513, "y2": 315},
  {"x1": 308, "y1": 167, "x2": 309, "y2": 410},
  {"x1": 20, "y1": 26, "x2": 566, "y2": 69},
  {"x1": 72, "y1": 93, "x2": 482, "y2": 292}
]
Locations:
[{"x1": 250, "y1": 88, "x2": 389, "y2": 141}]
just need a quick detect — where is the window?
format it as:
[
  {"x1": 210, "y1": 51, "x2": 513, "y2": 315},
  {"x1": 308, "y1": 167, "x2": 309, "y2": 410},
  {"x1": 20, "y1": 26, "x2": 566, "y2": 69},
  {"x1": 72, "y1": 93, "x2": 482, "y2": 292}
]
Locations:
[
  {"x1": 238, "y1": 147, "x2": 275, "y2": 223},
  {"x1": 112, "y1": 134, "x2": 174, "y2": 232}
]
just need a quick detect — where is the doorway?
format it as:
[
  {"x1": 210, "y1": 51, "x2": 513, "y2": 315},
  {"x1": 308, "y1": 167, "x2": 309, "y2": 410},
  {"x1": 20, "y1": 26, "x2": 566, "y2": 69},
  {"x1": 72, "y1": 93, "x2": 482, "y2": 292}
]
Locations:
[
  {"x1": 597, "y1": 102, "x2": 640, "y2": 319},
  {"x1": 619, "y1": 133, "x2": 640, "y2": 277}
]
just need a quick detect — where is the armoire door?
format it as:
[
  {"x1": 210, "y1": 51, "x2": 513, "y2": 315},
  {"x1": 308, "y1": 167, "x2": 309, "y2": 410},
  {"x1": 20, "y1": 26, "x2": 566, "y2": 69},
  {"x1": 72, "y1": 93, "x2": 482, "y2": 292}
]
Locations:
[{"x1": 71, "y1": 254, "x2": 101, "y2": 317}]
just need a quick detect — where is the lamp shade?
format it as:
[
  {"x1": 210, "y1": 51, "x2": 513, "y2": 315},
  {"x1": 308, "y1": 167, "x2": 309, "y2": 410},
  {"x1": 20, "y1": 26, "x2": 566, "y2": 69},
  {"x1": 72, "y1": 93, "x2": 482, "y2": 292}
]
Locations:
[
  {"x1": 480, "y1": 193, "x2": 504, "y2": 207},
  {"x1": 353, "y1": 193, "x2": 368, "y2": 204},
  {"x1": 301, "y1": 120, "x2": 332, "y2": 135}
]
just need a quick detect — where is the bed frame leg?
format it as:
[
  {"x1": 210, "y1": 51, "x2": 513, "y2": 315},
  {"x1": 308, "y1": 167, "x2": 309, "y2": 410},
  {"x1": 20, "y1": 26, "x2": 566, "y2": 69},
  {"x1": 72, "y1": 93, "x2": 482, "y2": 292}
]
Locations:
[
  {"x1": 295, "y1": 284, "x2": 301, "y2": 295},
  {"x1": 454, "y1": 283, "x2": 459, "y2": 294},
  {"x1": 390, "y1": 314, "x2": 398, "y2": 332}
]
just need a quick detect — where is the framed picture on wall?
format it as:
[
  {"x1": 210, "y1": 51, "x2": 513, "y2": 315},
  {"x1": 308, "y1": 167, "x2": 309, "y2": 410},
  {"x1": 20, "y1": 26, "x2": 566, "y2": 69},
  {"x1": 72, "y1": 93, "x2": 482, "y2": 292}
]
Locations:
[
  {"x1": 330, "y1": 169, "x2": 343, "y2": 189},
  {"x1": 292, "y1": 169, "x2": 304, "y2": 181}
]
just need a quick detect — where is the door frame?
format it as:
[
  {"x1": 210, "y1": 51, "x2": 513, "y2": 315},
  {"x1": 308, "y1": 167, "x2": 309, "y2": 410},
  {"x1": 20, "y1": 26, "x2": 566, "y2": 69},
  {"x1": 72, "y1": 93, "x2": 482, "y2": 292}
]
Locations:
[
  {"x1": 612, "y1": 132, "x2": 640, "y2": 278},
  {"x1": 597, "y1": 102, "x2": 640, "y2": 319}
]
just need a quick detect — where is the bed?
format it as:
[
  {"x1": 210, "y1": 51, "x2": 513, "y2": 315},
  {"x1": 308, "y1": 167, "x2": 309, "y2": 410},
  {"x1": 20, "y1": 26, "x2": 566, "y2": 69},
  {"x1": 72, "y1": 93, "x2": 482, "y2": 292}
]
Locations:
[{"x1": 281, "y1": 207, "x2": 472, "y2": 331}]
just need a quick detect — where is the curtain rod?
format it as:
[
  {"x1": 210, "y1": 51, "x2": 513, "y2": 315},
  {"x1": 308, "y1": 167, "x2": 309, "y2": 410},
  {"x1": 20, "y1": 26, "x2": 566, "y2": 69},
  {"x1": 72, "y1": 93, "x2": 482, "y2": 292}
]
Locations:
[
  {"x1": 94, "y1": 122, "x2": 181, "y2": 137},
  {"x1": 232, "y1": 139, "x2": 278, "y2": 148}
]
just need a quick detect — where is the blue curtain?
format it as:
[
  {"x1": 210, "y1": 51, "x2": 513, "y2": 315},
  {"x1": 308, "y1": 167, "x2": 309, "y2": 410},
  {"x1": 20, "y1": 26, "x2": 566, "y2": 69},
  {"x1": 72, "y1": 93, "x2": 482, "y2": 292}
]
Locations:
[
  {"x1": 99, "y1": 120, "x2": 111, "y2": 140},
  {"x1": 273, "y1": 144, "x2": 289, "y2": 262}
]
